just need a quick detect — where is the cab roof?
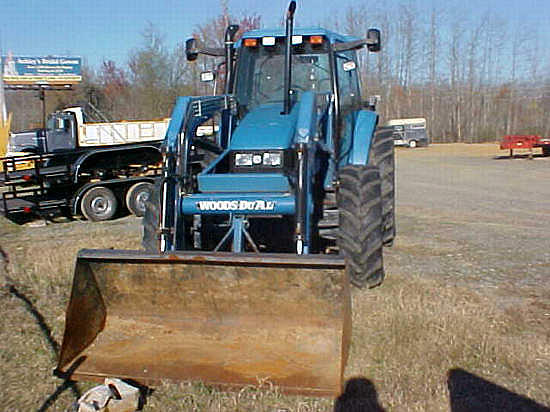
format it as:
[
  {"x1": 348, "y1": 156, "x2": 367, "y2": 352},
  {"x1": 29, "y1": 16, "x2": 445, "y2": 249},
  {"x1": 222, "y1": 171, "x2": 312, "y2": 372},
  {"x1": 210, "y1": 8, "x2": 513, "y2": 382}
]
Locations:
[{"x1": 238, "y1": 27, "x2": 359, "y2": 45}]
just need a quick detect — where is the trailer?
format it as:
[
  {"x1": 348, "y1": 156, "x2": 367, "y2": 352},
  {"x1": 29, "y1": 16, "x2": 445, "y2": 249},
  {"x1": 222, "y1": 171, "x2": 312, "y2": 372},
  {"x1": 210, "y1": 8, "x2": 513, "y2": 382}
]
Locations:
[
  {"x1": 500, "y1": 135, "x2": 550, "y2": 158},
  {"x1": 384, "y1": 118, "x2": 429, "y2": 148},
  {"x1": 1, "y1": 145, "x2": 162, "y2": 222}
]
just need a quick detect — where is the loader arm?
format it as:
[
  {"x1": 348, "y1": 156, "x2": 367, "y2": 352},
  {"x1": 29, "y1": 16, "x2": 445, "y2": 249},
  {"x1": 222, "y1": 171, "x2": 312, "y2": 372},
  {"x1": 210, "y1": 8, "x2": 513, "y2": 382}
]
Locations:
[{"x1": 160, "y1": 95, "x2": 236, "y2": 251}]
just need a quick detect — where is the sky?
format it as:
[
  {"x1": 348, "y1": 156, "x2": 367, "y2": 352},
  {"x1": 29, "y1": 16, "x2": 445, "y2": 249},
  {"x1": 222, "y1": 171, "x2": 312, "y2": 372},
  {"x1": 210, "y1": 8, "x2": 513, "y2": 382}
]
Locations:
[{"x1": 1, "y1": 0, "x2": 549, "y2": 70}]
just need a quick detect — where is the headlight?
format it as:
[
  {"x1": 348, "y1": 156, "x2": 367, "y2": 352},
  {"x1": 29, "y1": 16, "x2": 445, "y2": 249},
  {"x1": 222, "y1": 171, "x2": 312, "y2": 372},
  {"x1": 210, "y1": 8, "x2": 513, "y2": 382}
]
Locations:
[
  {"x1": 232, "y1": 150, "x2": 286, "y2": 171},
  {"x1": 263, "y1": 152, "x2": 282, "y2": 166},
  {"x1": 235, "y1": 153, "x2": 253, "y2": 166}
]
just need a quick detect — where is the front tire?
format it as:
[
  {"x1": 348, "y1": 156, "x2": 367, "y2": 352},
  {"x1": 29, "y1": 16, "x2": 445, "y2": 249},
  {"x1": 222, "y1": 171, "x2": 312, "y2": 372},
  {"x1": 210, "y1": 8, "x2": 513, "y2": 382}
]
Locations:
[
  {"x1": 337, "y1": 165, "x2": 385, "y2": 288},
  {"x1": 409, "y1": 140, "x2": 417, "y2": 148},
  {"x1": 80, "y1": 186, "x2": 118, "y2": 222}
]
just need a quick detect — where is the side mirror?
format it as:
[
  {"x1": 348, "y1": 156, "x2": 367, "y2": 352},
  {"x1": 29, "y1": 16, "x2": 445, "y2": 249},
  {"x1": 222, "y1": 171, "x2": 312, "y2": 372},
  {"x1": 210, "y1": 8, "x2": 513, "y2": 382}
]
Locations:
[
  {"x1": 225, "y1": 24, "x2": 240, "y2": 42},
  {"x1": 366, "y1": 29, "x2": 381, "y2": 52},
  {"x1": 200, "y1": 71, "x2": 215, "y2": 82},
  {"x1": 287, "y1": 0, "x2": 296, "y2": 17},
  {"x1": 186, "y1": 38, "x2": 199, "y2": 61}
]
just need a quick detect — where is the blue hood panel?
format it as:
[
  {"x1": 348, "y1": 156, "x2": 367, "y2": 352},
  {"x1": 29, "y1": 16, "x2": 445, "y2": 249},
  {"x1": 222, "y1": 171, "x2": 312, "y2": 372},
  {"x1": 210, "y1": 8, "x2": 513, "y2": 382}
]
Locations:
[{"x1": 229, "y1": 104, "x2": 298, "y2": 150}]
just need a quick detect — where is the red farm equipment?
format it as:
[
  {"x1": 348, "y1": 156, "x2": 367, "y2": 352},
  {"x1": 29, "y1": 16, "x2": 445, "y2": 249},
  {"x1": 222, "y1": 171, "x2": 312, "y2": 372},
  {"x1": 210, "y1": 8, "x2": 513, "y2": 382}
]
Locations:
[{"x1": 500, "y1": 135, "x2": 550, "y2": 158}]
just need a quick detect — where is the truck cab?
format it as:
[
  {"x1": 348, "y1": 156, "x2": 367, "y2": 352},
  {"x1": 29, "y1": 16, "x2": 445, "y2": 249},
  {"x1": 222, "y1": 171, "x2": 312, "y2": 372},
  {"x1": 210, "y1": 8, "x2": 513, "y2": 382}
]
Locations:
[
  {"x1": 6, "y1": 108, "x2": 78, "y2": 156},
  {"x1": 43, "y1": 109, "x2": 78, "y2": 152}
]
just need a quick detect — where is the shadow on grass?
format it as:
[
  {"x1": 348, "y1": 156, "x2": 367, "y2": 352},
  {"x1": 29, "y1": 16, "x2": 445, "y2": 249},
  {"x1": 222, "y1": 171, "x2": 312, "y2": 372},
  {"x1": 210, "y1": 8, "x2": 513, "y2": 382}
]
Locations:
[
  {"x1": 448, "y1": 368, "x2": 550, "y2": 412},
  {"x1": 1, "y1": 246, "x2": 82, "y2": 411},
  {"x1": 334, "y1": 377, "x2": 385, "y2": 412}
]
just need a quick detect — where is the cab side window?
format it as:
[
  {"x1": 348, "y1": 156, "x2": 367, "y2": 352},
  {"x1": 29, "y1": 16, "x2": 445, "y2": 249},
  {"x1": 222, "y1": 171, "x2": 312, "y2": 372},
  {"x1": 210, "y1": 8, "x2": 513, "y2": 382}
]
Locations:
[{"x1": 335, "y1": 50, "x2": 360, "y2": 115}]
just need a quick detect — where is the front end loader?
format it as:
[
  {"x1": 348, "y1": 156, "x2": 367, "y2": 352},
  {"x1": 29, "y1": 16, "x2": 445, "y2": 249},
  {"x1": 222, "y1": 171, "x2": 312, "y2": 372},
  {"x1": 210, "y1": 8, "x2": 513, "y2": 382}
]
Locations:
[{"x1": 57, "y1": 2, "x2": 395, "y2": 396}]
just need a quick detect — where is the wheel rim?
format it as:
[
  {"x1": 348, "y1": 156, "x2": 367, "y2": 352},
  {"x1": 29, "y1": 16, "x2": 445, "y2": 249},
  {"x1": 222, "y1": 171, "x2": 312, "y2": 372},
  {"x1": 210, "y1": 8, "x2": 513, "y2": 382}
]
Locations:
[
  {"x1": 135, "y1": 190, "x2": 150, "y2": 214},
  {"x1": 409, "y1": 140, "x2": 417, "y2": 148},
  {"x1": 90, "y1": 196, "x2": 112, "y2": 217}
]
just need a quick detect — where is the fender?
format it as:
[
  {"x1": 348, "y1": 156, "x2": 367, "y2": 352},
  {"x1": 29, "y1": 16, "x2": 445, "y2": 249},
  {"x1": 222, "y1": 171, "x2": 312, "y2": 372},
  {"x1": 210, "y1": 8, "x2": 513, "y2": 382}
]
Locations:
[
  {"x1": 349, "y1": 109, "x2": 378, "y2": 165},
  {"x1": 72, "y1": 144, "x2": 162, "y2": 183}
]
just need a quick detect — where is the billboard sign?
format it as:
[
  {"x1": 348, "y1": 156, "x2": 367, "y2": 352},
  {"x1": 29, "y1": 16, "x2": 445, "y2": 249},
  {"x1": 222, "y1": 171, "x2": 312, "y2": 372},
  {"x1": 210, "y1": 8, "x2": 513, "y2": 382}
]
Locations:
[{"x1": 1, "y1": 55, "x2": 81, "y2": 85}]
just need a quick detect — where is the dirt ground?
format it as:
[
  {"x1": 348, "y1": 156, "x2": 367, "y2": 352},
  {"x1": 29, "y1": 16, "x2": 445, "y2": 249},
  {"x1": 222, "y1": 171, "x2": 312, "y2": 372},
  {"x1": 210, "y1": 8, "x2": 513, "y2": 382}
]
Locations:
[
  {"x1": 389, "y1": 144, "x2": 550, "y2": 308},
  {"x1": 0, "y1": 143, "x2": 549, "y2": 410}
]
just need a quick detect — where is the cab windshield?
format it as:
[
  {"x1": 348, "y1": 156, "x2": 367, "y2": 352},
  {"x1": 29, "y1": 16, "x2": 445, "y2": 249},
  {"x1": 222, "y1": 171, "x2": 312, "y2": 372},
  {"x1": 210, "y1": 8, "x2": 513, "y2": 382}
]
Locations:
[{"x1": 235, "y1": 39, "x2": 331, "y2": 111}]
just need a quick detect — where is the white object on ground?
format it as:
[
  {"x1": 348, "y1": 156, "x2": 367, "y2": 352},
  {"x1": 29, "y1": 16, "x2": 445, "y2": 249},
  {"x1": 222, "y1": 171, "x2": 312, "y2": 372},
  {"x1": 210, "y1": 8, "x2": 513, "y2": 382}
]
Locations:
[{"x1": 74, "y1": 378, "x2": 140, "y2": 412}]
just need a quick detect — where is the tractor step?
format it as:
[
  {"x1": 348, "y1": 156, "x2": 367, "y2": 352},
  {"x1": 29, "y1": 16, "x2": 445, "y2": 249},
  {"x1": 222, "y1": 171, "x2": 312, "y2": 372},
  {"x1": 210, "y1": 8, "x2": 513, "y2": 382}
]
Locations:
[{"x1": 319, "y1": 190, "x2": 339, "y2": 239}]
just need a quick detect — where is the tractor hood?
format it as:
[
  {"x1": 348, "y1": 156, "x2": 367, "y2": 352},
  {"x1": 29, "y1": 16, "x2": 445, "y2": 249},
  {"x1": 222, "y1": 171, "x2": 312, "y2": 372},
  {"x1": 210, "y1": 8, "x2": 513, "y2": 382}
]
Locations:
[{"x1": 229, "y1": 104, "x2": 298, "y2": 150}]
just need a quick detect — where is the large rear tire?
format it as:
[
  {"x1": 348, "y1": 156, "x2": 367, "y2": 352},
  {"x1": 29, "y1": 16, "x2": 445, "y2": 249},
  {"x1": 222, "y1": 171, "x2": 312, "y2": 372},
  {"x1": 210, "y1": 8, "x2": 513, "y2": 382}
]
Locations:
[
  {"x1": 337, "y1": 165, "x2": 385, "y2": 288},
  {"x1": 142, "y1": 179, "x2": 161, "y2": 252},
  {"x1": 372, "y1": 128, "x2": 396, "y2": 246}
]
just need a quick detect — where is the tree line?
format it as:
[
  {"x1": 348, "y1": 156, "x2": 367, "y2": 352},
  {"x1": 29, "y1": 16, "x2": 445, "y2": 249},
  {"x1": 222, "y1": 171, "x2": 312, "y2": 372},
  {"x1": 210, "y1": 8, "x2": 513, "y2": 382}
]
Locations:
[{"x1": 5, "y1": 2, "x2": 550, "y2": 142}]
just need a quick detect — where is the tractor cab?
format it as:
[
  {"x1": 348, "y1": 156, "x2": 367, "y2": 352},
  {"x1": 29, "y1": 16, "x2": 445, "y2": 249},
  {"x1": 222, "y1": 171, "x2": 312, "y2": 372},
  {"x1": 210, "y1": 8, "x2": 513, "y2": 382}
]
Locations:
[
  {"x1": 234, "y1": 30, "x2": 334, "y2": 112},
  {"x1": 222, "y1": 27, "x2": 373, "y2": 125}
]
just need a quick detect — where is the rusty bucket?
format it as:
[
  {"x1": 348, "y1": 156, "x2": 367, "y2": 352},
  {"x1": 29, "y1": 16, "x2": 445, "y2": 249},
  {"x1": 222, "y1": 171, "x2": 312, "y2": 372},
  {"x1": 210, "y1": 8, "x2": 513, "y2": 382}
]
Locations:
[{"x1": 57, "y1": 249, "x2": 351, "y2": 396}]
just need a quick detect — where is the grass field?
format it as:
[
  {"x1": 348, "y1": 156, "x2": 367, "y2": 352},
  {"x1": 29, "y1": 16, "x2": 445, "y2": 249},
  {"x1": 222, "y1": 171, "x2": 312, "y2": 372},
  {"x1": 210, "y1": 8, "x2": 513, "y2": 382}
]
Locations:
[{"x1": 1, "y1": 143, "x2": 549, "y2": 411}]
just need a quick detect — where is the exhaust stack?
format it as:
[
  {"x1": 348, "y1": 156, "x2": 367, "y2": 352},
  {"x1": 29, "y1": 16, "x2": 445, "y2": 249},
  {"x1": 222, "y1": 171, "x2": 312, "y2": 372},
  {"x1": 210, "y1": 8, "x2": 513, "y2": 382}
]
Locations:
[{"x1": 282, "y1": 1, "x2": 296, "y2": 115}]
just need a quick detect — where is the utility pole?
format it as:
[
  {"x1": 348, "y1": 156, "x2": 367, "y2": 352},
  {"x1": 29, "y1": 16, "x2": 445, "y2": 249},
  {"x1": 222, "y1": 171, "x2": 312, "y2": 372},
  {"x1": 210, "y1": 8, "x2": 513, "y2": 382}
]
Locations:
[
  {"x1": 0, "y1": 30, "x2": 6, "y2": 124},
  {"x1": 0, "y1": 56, "x2": 10, "y2": 160},
  {"x1": 0, "y1": 57, "x2": 7, "y2": 124},
  {"x1": 39, "y1": 87, "x2": 46, "y2": 128}
]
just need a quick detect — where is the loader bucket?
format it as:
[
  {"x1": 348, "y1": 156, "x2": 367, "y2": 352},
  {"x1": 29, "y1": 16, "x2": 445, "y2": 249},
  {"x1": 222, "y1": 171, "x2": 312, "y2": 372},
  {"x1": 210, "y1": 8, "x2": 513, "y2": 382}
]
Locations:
[{"x1": 57, "y1": 249, "x2": 351, "y2": 396}]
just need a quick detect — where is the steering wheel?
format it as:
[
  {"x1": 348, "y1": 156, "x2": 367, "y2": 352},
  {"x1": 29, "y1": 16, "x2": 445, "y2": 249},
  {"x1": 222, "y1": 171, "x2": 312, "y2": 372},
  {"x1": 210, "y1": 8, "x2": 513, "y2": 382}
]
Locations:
[{"x1": 262, "y1": 84, "x2": 307, "y2": 103}]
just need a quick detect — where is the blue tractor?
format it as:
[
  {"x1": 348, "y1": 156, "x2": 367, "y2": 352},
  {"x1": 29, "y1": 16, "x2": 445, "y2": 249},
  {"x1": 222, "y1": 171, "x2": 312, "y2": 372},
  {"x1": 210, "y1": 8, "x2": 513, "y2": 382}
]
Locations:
[{"x1": 57, "y1": 2, "x2": 395, "y2": 397}]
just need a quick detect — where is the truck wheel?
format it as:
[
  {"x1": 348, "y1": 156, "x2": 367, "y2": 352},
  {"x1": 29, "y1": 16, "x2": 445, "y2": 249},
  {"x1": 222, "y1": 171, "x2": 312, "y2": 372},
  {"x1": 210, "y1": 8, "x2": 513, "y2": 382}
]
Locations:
[
  {"x1": 372, "y1": 128, "x2": 396, "y2": 246},
  {"x1": 337, "y1": 165, "x2": 385, "y2": 288},
  {"x1": 142, "y1": 180, "x2": 161, "y2": 252},
  {"x1": 126, "y1": 182, "x2": 153, "y2": 217},
  {"x1": 81, "y1": 186, "x2": 118, "y2": 222},
  {"x1": 542, "y1": 146, "x2": 550, "y2": 157},
  {"x1": 409, "y1": 140, "x2": 417, "y2": 148}
]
